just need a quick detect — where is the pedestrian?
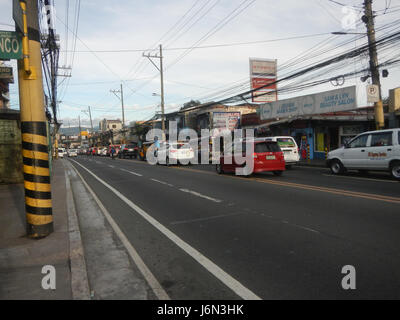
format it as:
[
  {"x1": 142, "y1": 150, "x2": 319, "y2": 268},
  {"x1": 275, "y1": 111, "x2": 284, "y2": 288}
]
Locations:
[
  {"x1": 111, "y1": 146, "x2": 116, "y2": 160},
  {"x1": 154, "y1": 136, "x2": 160, "y2": 158}
]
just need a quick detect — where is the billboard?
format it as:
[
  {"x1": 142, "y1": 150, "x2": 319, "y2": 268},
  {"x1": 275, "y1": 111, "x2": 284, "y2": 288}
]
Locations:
[
  {"x1": 212, "y1": 112, "x2": 241, "y2": 136},
  {"x1": 249, "y1": 58, "x2": 277, "y2": 103},
  {"x1": 259, "y1": 86, "x2": 357, "y2": 120}
]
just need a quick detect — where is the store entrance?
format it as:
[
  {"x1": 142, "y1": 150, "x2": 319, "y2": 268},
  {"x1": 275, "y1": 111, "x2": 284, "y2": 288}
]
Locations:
[{"x1": 328, "y1": 127, "x2": 339, "y2": 151}]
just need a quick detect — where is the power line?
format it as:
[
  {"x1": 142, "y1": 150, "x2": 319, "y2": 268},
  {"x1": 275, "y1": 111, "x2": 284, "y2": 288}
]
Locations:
[{"x1": 60, "y1": 32, "x2": 331, "y2": 53}]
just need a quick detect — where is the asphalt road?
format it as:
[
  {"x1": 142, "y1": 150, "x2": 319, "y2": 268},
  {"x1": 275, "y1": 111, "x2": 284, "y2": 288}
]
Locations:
[{"x1": 68, "y1": 155, "x2": 400, "y2": 299}]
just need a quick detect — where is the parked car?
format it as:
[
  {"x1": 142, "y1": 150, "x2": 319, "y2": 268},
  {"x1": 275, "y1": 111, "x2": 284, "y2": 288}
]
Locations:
[
  {"x1": 119, "y1": 143, "x2": 138, "y2": 159},
  {"x1": 57, "y1": 148, "x2": 65, "y2": 158},
  {"x1": 157, "y1": 141, "x2": 195, "y2": 165},
  {"x1": 216, "y1": 140, "x2": 286, "y2": 176},
  {"x1": 67, "y1": 149, "x2": 78, "y2": 157},
  {"x1": 327, "y1": 128, "x2": 400, "y2": 180},
  {"x1": 100, "y1": 147, "x2": 108, "y2": 156},
  {"x1": 258, "y1": 136, "x2": 300, "y2": 168}
]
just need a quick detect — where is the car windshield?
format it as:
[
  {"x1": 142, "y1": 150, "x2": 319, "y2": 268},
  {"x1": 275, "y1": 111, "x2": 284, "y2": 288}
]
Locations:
[
  {"x1": 254, "y1": 142, "x2": 281, "y2": 153},
  {"x1": 277, "y1": 138, "x2": 296, "y2": 148}
]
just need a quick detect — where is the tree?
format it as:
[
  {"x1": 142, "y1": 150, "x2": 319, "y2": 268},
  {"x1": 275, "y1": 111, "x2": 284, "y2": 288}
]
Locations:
[{"x1": 181, "y1": 100, "x2": 201, "y2": 110}]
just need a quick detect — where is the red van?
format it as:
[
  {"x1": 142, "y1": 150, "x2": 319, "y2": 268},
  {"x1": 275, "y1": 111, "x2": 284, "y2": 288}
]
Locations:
[{"x1": 216, "y1": 140, "x2": 285, "y2": 176}]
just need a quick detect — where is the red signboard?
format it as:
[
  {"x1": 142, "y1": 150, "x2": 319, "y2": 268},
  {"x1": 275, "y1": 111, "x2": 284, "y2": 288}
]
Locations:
[{"x1": 251, "y1": 78, "x2": 277, "y2": 90}]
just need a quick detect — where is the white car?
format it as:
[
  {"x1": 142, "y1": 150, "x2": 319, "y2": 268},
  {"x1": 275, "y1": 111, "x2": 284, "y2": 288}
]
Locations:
[
  {"x1": 256, "y1": 136, "x2": 300, "y2": 168},
  {"x1": 68, "y1": 149, "x2": 78, "y2": 157},
  {"x1": 57, "y1": 148, "x2": 65, "y2": 158},
  {"x1": 157, "y1": 142, "x2": 195, "y2": 165},
  {"x1": 327, "y1": 128, "x2": 400, "y2": 180},
  {"x1": 100, "y1": 148, "x2": 108, "y2": 156}
]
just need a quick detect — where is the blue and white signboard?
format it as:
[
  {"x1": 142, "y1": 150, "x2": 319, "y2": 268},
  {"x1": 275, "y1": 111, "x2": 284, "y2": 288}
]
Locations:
[{"x1": 259, "y1": 86, "x2": 357, "y2": 120}]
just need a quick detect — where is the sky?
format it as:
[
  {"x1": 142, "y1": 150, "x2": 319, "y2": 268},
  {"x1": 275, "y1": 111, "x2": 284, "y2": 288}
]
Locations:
[{"x1": 1, "y1": 0, "x2": 400, "y2": 128}]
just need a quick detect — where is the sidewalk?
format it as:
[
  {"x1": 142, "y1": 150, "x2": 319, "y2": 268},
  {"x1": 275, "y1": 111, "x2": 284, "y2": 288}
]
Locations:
[
  {"x1": 0, "y1": 159, "x2": 151, "y2": 300},
  {"x1": 0, "y1": 160, "x2": 73, "y2": 299}
]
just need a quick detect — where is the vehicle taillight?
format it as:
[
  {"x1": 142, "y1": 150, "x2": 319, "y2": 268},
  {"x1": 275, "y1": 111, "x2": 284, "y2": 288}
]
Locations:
[{"x1": 170, "y1": 149, "x2": 177, "y2": 153}]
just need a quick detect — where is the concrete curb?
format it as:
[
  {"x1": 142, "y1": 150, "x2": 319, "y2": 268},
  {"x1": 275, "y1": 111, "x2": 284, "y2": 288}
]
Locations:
[{"x1": 64, "y1": 163, "x2": 91, "y2": 300}]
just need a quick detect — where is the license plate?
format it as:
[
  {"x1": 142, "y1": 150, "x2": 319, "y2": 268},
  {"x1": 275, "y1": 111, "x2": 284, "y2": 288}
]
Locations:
[{"x1": 266, "y1": 155, "x2": 275, "y2": 160}]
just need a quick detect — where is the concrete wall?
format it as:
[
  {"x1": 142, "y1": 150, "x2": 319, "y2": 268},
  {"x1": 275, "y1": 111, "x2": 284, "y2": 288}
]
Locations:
[{"x1": 0, "y1": 114, "x2": 23, "y2": 184}]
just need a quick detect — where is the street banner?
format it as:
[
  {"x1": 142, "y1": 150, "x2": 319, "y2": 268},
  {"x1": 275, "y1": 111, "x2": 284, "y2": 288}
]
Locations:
[
  {"x1": 259, "y1": 86, "x2": 357, "y2": 120},
  {"x1": 249, "y1": 58, "x2": 277, "y2": 103}
]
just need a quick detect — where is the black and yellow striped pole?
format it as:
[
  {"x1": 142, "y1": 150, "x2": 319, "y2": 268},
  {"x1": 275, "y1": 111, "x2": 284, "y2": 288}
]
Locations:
[{"x1": 17, "y1": 0, "x2": 53, "y2": 238}]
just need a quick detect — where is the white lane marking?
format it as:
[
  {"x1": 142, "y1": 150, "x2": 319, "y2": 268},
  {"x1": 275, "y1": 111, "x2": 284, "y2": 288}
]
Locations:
[
  {"x1": 120, "y1": 168, "x2": 143, "y2": 177},
  {"x1": 170, "y1": 212, "x2": 244, "y2": 226},
  {"x1": 70, "y1": 161, "x2": 170, "y2": 300},
  {"x1": 179, "y1": 188, "x2": 222, "y2": 203},
  {"x1": 150, "y1": 179, "x2": 174, "y2": 187},
  {"x1": 281, "y1": 220, "x2": 320, "y2": 234},
  {"x1": 70, "y1": 160, "x2": 261, "y2": 300},
  {"x1": 322, "y1": 173, "x2": 396, "y2": 183},
  {"x1": 108, "y1": 165, "x2": 115, "y2": 168},
  {"x1": 95, "y1": 161, "x2": 102, "y2": 164}
]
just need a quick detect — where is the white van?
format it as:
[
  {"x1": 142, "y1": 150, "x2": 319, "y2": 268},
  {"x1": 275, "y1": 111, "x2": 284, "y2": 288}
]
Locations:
[
  {"x1": 257, "y1": 136, "x2": 300, "y2": 168},
  {"x1": 327, "y1": 128, "x2": 400, "y2": 180}
]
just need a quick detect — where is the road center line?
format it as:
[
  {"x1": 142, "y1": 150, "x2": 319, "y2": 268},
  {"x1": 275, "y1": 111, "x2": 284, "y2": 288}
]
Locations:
[
  {"x1": 322, "y1": 173, "x2": 396, "y2": 183},
  {"x1": 170, "y1": 166, "x2": 399, "y2": 204},
  {"x1": 70, "y1": 159, "x2": 261, "y2": 300}
]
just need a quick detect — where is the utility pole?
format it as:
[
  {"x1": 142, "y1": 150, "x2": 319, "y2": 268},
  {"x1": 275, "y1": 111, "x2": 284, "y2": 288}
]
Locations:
[
  {"x1": 78, "y1": 115, "x2": 82, "y2": 146},
  {"x1": 143, "y1": 44, "x2": 166, "y2": 134},
  {"x1": 88, "y1": 106, "x2": 94, "y2": 146},
  {"x1": 363, "y1": 0, "x2": 385, "y2": 129},
  {"x1": 110, "y1": 83, "x2": 126, "y2": 143},
  {"x1": 17, "y1": 0, "x2": 53, "y2": 238},
  {"x1": 120, "y1": 83, "x2": 125, "y2": 128}
]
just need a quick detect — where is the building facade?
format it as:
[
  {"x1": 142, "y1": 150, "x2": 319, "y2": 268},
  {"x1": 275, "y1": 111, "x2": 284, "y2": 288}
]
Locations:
[{"x1": 99, "y1": 119, "x2": 122, "y2": 132}]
